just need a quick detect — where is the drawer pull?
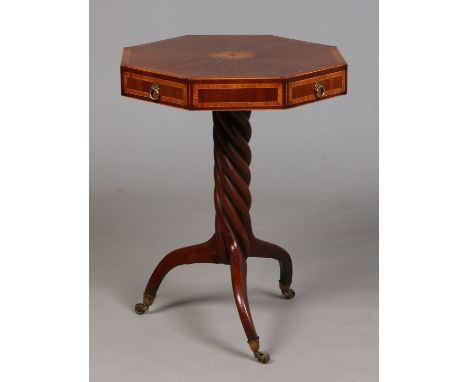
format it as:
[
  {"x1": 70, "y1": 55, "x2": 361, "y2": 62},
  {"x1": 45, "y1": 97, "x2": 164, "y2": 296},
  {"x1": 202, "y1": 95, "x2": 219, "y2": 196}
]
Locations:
[
  {"x1": 315, "y1": 82, "x2": 325, "y2": 98},
  {"x1": 149, "y1": 83, "x2": 160, "y2": 101}
]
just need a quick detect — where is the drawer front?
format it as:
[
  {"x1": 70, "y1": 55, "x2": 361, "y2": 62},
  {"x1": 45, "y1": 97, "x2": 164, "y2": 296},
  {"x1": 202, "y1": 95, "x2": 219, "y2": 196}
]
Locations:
[
  {"x1": 191, "y1": 82, "x2": 284, "y2": 110},
  {"x1": 288, "y1": 70, "x2": 346, "y2": 106},
  {"x1": 122, "y1": 71, "x2": 188, "y2": 107}
]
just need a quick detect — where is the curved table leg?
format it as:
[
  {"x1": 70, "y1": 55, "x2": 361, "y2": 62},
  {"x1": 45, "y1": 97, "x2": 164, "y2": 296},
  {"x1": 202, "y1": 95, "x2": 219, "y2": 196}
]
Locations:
[
  {"x1": 230, "y1": 248, "x2": 270, "y2": 363},
  {"x1": 251, "y1": 238, "x2": 295, "y2": 299},
  {"x1": 134, "y1": 237, "x2": 222, "y2": 314},
  {"x1": 230, "y1": 250, "x2": 257, "y2": 340}
]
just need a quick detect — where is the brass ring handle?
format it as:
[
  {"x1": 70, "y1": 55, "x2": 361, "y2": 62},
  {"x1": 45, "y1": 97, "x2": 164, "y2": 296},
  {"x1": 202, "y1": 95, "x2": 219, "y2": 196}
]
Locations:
[
  {"x1": 149, "y1": 83, "x2": 160, "y2": 101},
  {"x1": 315, "y1": 82, "x2": 325, "y2": 99}
]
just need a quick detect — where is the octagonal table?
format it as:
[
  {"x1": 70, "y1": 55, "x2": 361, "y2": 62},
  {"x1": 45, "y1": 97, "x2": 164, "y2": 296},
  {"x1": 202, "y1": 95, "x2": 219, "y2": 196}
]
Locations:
[{"x1": 120, "y1": 35, "x2": 347, "y2": 363}]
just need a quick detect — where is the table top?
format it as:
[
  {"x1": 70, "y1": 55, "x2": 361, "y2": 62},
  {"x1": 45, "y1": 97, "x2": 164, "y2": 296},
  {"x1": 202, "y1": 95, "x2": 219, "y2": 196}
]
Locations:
[{"x1": 120, "y1": 35, "x2": 347, "y2": 110}]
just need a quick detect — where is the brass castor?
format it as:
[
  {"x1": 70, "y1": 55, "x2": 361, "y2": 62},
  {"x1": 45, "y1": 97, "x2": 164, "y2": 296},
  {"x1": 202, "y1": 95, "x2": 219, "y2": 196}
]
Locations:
[
  {"x1": 254, "y1": 351, "x2": 270, "y2": 364},
  {"x1": 134, "y1": 303, "x2": 149, "y2": 315},
  {"x1": 134, "y1": 294, "x2": 156, "y2": 315},
  {"x1": 279, "y1": 281, "x2": 295, "y2": 299},
  {"x1": 248, "y1": 339, "x2": 270, "y2": 364}
]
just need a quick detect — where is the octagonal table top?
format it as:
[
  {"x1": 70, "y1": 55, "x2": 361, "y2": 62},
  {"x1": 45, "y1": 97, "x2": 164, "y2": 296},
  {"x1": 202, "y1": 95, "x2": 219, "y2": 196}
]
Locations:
[{"x1": 121, "y1": 35, "x2": 347, "y2": 110}]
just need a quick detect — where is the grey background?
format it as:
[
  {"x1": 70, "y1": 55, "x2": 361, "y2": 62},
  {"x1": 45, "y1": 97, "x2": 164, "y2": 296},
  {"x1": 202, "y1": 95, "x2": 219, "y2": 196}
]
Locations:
[{"x1": 90, "y1": 0, "x2": 378, "y2": 381}]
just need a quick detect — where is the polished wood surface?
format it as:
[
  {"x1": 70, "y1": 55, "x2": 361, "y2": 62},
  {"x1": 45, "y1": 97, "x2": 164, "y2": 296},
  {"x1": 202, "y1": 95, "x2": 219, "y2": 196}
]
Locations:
[{"x1": 121, "y1": 35, "x2": 347, "y2": 110}]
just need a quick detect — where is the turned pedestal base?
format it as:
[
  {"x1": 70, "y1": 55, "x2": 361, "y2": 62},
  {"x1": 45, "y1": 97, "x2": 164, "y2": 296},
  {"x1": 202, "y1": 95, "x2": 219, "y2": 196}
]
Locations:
[{"x1": 134, "y1": 111, "x2": 295, "y2": 363}]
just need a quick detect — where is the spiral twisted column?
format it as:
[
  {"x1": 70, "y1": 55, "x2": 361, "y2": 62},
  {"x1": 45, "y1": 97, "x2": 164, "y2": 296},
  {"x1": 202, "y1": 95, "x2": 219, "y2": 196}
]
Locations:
[{"x1": 212, "y1": 111, "x2": 254, "y2": 261}]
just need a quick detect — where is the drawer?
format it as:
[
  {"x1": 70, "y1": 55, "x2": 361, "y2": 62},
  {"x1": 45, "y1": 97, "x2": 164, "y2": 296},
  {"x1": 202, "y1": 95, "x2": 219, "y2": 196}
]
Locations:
[
  {"x1": 288, "y1": 69, "x2": 347, "y2": 107},
  {"x1": 121, "y1": 71, "x2": 188, "y2": 108},
  {"x1": 191, "y1": 81, "x2": 284, "y2": 110}
]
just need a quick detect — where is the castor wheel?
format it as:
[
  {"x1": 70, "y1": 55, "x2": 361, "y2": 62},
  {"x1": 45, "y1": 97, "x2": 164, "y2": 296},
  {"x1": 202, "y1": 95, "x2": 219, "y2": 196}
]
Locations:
[
  {"x1": 282, "y1": 288, "x2": 295, "y2": 299},
  {"x1": 279, "y1": 281, "x2": 295, "y2": 299},
  {"x1": 248, "y1": 339, "x2": 270, "y2": 364},
  {"x1": 134, "y1": 294, "x2": 156, "y2": 315},
  {"x1": 134, "y1": 303, "x2": 149, "y2": 315},
  {"x1": 254, "y1": 351, "x2": 270, "y2": 364}
]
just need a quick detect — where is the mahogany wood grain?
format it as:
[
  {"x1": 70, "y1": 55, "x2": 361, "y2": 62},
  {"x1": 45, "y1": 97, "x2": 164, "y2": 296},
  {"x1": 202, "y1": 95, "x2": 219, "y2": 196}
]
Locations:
[{"x1": 121, "y1": 35, "x2": 347, "y2": 110}]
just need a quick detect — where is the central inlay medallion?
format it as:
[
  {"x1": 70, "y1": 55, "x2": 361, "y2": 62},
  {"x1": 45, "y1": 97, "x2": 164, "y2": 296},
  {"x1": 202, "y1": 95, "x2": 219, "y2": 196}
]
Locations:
[{"x1": 208, "y1": 50, "x2": 257, "y2": 60}]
